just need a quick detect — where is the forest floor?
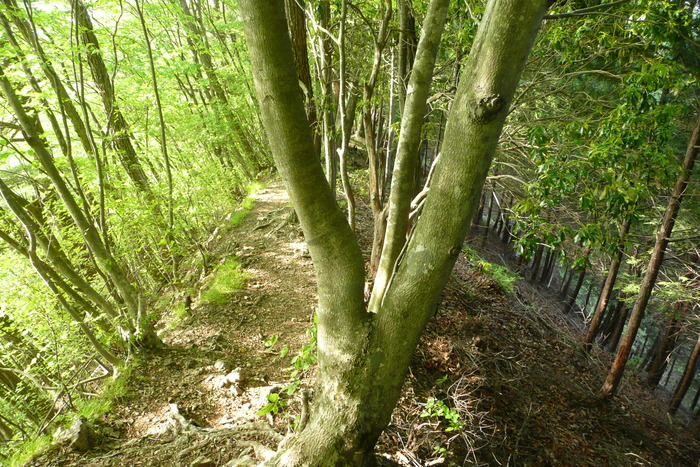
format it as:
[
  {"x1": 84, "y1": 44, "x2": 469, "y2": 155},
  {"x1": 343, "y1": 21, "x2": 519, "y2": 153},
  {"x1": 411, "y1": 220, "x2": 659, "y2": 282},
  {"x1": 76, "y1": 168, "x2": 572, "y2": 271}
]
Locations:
[{"x1": 28, "y1": 181, "x2": 700, "y2": 466}]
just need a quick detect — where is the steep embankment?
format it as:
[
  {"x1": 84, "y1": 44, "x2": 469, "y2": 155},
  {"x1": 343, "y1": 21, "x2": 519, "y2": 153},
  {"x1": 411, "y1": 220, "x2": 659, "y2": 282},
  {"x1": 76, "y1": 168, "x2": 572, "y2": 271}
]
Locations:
[{"x1": 28, "y1": 182, "x2": 700, "y2": 466}]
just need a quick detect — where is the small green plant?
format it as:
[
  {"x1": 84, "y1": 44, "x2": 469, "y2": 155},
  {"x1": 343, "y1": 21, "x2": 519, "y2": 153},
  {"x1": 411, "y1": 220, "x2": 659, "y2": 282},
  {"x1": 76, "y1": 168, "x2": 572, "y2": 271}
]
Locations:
[
  {"x1": 290, "y1": 314, "x2": 318, "y2": 378},
  {"x1": 257, "y1": 316, "x2": 317, "y2": 423},
  {"x1": 256, "y1": 392, "x2": 286, "y2": 416},
  {"x1": 241, "y1": 196, "x2": 255, "y2": 211},
  {"x1": 230, "y1": 210, "x2": 249, "y2": 227},
  {"x1": 462, "y1": 246, "x2": 519, "y2": 294},
  {"x1": 167, "y1": 302, "x2": 189, "y2": 330},
  {"x1": 263, "y1": 334, "x2": 279, "y2": 349},
  {"x1": 421, "y1": 397, "x2": 465, "y2": 432},
  {"x1": 433, "y1": 445, "x2": 448, "y2": 456},
  {"x1": 279, "y1": 344, "x2": 289, "y2": 358},
  {"x1": 478, "y1": 260, "x2": 519, "y2": 294},
  {"x1": 201, "y1": 257, "x2": 251, "y2": 304},
  {"x1": 75, "y1": 398, "x2": 112, "y2": 420}
]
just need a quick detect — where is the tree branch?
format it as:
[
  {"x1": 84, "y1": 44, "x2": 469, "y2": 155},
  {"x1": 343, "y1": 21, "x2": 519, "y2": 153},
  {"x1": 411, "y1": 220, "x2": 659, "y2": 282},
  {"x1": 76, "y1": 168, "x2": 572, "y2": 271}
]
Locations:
[{"x1": 544, "y1": 0, "x2": 630, "y2": 20}]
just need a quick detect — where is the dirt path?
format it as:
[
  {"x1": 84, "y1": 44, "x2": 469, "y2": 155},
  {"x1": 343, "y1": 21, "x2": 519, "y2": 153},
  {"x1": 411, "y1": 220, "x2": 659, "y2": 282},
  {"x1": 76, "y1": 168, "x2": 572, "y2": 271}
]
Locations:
[
  {"x1": 33, "y1": 181, "x2": 317, "y2": 466},
  {"x1": 28, "y1": 181, "x2": 700, "y2": 466}
]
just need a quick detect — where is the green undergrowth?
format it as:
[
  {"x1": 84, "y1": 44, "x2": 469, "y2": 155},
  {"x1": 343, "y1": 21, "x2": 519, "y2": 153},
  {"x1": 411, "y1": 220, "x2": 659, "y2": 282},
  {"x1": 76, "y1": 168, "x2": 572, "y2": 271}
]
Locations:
[
  {"x1": 257, "y1": 315, "x2": 318, "y2": 430},
  {"x1": 201, "y1": 256, "x2": 251, "y2": 304},
  {"x1": 230, "y1": 181, "x2": 264, "y2": 228},
  {"x1": 6, "y1": 363, "x2": 137, "y2": 467},
  {"x1": 203, "y1": 182, "x2": 262, "y2": 304},
  {"x1": 462, "y1": 246, "x2": 520, "y2": 294}
]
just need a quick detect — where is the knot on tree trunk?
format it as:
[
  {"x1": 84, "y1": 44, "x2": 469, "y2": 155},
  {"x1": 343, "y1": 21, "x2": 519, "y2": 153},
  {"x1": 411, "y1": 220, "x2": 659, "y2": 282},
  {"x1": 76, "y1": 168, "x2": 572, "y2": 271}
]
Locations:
[{"x1": 469, "y1": 94, "x2": 506, "y2": 124}]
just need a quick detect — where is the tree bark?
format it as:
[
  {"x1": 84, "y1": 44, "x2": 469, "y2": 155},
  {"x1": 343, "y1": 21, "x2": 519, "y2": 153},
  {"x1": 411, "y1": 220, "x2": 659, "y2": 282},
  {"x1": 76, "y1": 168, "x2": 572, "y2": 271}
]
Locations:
[
  {"x1": 584, "y1": 219, "x2": 631, "y2": 349},
  {"x1": 284, "y1": 0, "x2": 319, "y2": 153},
  {"x1": 646, "y1": 314, "x2": 683, "y2": 388},
  {"x1": 240, "y1": 0, "x2": 550, "y2": 462},
  {"x1": 601, "y1": 111, "x2": 700, "y2": 399},
  {"x1": 669, "y1": 333, "x2": 700, "y2": 413},
  {"x1": 369, "y1": 0, "x2": 451, "y2": 311}
]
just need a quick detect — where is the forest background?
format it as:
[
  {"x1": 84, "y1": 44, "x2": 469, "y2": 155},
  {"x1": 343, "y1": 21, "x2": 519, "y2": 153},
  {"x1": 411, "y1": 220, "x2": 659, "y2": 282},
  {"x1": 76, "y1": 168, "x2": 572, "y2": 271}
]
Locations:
[{"x1": 0, "y1": 0, "x2": 698, "y2": 464}]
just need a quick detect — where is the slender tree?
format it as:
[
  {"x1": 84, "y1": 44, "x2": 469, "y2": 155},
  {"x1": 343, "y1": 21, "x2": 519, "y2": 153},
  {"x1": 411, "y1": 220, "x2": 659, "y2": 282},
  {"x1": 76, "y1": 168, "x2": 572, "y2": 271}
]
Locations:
[{"x1": 602, "y1": 111, "x2": 700, "y2": 399}]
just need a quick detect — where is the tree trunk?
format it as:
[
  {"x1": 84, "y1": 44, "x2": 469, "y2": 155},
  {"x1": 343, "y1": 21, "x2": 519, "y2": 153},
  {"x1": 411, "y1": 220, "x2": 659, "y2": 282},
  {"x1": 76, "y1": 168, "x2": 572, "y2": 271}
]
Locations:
[
  {"x1": 601, "y1": 112, "x2": 700, "y2": 399},
  {"x1": 240, "y1": 0, "x2": 550, "y2": 462},
  {"x1": 397, "y1": 0, "x2": 417, "y2": 113},
  {"x1": 560, "y1": 263, "x2": 574, "y2": 298},
  {"x1": 0, "y1": 68, "x2": 160, "y2": 349},
  {"x1": 646, "y1": 314, "x2": 684, "y2": 388},
  {"x1": 370, "y1": 0, "x2": 451, "y2": 310},
  {"x1": 690, "y1": 378, "x2": 700, "y2": 410},
  {"x1": 538, "y1": 247, "x2": 554, "y2": 284},
  {"x1": 601, "y1": 298, "x2": 623, "y2": 346},
  {"x1": 73, "y1": 0, "x2": 155, "y2": 195},
  {"x1": 633, "y1": 332, "x2": 651, "y2": 360},
  {"x1": 663, "y1": 351, "x2": 679, "y2": 387},
  {"x1": 336, "y1": 0, "x2": 356, "y2": 230},
  {"x1": 584, "y1": 218, "x2": 631, "y2": 349},
  {"x1": 530, "y1": 242, "x2": 545, "y2": 282},
  {"x1": 669, "y1": 333, "x2": 700, "y2": 413},
  {"x1": 284, "y1": 0, "x2": 319, "y2": 153},
  {"x1": 642, "y1": 328, "x2": 662, "y2": 372},
  {"x1": 482, "y1": 188, "x2": 495, "y2": 244},
  {"x1": 564, "y1": 251, "x2": 589, "y2": 314},
  {"x1": 606, "y1": 304, "x2": 629, "y2": 353},
  {"x1": 363, "y1": 0, "x2": 393, "y2": 272}
]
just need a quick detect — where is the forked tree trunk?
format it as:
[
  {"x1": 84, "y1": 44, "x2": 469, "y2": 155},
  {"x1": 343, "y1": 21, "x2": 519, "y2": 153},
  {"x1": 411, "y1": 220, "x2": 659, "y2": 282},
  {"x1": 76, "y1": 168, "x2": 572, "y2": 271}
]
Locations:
[
  {"x1": 241, "y1": 0, "x2": 550, "y2": 463},
  {"x1": 601, "y1": 112, "x2": 700, "y2": 399}
]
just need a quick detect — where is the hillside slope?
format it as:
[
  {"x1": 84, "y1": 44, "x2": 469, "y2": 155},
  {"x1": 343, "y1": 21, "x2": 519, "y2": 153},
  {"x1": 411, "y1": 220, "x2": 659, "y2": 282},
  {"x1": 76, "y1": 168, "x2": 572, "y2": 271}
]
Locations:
[{"x1": 27, "y1": 182, "x2": 700, "y2": 466}]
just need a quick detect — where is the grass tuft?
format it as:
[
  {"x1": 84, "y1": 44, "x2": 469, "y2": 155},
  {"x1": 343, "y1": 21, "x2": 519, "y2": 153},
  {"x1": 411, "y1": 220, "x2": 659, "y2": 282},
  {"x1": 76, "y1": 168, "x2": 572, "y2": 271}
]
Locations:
[{"x1": 201, "y1": 257, "x2": 251, "y2": 304}]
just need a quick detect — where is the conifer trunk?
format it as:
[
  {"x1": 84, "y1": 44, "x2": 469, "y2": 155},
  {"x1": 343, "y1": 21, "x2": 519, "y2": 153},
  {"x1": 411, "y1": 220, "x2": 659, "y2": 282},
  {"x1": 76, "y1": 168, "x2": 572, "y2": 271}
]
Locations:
[
  {"x1": 669, "y1": 333, "x2": 700, "y2": 413},
  {"x1": 602, "y1": 112, "x2": 700, "y2": 398}
]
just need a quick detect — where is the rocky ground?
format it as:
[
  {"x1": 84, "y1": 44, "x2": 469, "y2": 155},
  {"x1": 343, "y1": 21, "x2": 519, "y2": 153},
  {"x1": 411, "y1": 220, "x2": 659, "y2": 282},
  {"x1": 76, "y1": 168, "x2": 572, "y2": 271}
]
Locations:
[{"x1": 28, "y1": 181, "x2": 700, "y2": 466}]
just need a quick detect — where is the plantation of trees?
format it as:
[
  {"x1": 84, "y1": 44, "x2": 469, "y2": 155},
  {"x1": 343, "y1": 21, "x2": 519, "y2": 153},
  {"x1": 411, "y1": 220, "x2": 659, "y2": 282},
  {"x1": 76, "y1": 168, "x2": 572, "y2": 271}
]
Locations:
[{"x1": 0, "y1": 0, "x2": 699, "y2": 465}]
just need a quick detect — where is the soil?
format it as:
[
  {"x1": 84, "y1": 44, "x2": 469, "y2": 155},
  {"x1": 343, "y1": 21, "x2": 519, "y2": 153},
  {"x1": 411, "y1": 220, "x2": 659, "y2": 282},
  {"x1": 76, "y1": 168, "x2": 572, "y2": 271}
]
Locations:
[{"x1": 28, "y1": 181, "x2": 700, "y2": 466}]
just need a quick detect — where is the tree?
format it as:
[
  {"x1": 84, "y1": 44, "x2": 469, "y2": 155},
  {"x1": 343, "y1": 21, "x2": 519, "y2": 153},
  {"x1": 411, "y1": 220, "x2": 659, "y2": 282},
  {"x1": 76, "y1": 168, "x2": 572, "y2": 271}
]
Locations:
[
  {"x1": 601, "y1": 111, "x2": 700, "y2": 399},
  {"x1": 239, "y1": 0, "x2": 551, "y2": 463}
]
